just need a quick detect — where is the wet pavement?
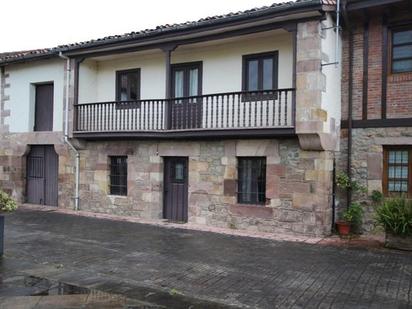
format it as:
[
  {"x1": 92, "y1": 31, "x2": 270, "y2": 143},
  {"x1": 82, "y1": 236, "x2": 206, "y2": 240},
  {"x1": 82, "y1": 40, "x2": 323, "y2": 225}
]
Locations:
[{"x1": 1, "y1": 208, "x2": 412, "y2": 308}]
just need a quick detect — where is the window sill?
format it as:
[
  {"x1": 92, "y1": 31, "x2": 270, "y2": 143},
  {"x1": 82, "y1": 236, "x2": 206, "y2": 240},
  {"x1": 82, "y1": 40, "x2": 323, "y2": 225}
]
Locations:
[
  {"x1": 229, "y1": 203, "x2": 273, "y2": 219},
  {"x1": 388, "y1": 72, "x2": 412, "y2": 83},
  {"x1": 235, "y1": 203, "x2": 265, "y2": 208},
  {"x1": 107, "y1": 195, "x2": 128, "y2": 199}
]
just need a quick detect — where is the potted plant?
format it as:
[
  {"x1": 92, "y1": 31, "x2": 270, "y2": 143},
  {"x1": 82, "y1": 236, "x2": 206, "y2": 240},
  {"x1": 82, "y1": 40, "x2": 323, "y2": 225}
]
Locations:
[
  {"x1": 0, "y1": 189, "x2": 18, "y2": 256},
  {"x1": 335, "y1": 172, "x2": 367, "y2": 235},
  {"x1": 375, "y1": 197, "x2": 412, "y2": 251},
  {"x1": 336, "y1": 202, "x2": 364, "y2": 236}
]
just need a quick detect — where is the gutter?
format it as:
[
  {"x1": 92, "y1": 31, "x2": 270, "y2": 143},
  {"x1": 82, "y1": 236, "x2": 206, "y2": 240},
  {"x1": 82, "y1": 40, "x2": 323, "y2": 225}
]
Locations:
[{"x1": 58, "y1": 52, "x2": 80, "y2": 211}]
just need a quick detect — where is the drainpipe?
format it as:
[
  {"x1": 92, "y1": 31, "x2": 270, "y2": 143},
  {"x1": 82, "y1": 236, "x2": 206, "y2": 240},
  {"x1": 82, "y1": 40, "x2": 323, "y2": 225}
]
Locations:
[
  {"x1": 342, "y1": 0, "x2": 353, "y2": 210},
  {"x1": 335, "y1": 0, "x2": 341, "y2": 67},
  {"x1": 58, "y1": 52, "x2": 80, "y2": 211},
  {"x1": 332, "y1": 158, "x2": 337, "y2": 232}
]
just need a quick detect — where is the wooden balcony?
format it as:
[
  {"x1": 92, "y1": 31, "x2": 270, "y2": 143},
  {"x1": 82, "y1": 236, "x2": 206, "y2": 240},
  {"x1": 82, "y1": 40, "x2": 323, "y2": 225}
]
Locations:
[{"x1": 73, "y1": 89, "x2": 295, "y2": 140}]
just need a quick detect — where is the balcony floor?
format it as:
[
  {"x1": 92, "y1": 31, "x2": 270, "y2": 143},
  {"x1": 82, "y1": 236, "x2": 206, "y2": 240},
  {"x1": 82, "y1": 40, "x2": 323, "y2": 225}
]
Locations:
[{"x1": 72, "y1": 127, "x2": 296, "y2": 140}]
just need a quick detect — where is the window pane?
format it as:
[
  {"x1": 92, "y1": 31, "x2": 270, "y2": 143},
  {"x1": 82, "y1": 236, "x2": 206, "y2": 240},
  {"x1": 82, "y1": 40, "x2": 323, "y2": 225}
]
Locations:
[
  {"x1": 247, "y1": 60, "x2": 259, "y2": 91},
  {"x1": 390, "y1": 181, "x2": 408, "y2": 193},
  {"x1": 388, "y1": 181, "x2": 395, "y2": 192},
  {"x1": 174, "y1": 70, "x2": 184, "y2": 98},
  {"x1": 240, "y1": 159, "x2": 253, "y2": 203},
  {"x1": 189, "y1": 68, "x2": 198, "y2": 97},
  {"x1": 128, "y1": 73, "x2": 139, "y2": 100},
  {"x1": 263, "y1": 58, "x2": 273, "y2": 90},
  {"x1": 389, "y1": 166, "x2": 395, "y2": 178},
  {"x1": 401, "y1": 151, "x2": 409, "y2": 163},
  {"x1": 120, "y1": 75, "x2": 128, "y2": 101},
  {"x1": 393, "y1": 59, "x2": 412, "y2": 73},
  {"x1": 389, "y1": 151, "x2": 408, "y2": 164},
  {"x1": 393, "y1": 45, "x2": 412, "y2": 59},
  {"x1": 389, "y1": 151, "x2": 396, "y2": 163},
  {"x1": 393, "y1": 29, "x2": 412, "y2": 45},
  {"x1": 175, "y1": 163, "x2": 184, "y2": 181},
  {"x1": 394, "y1": 166, "x2": 408, "y2": 179}
]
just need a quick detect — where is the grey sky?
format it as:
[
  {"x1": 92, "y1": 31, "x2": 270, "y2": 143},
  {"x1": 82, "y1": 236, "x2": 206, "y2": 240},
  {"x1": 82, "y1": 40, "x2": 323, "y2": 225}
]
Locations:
[{"x1": 0, "y1": 0, "x2": 282, "y2": 53}]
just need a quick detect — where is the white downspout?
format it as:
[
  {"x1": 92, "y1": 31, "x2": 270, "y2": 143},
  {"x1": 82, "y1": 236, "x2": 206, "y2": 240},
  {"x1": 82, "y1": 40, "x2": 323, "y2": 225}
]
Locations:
[{"x1": 59, "y1": 52, "x2": 80, "y2": 211}]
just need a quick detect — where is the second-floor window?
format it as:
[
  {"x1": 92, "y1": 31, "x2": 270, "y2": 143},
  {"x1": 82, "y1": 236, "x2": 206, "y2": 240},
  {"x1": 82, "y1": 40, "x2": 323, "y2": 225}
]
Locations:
[
  {"x1": 242, "y1": 51, "x2": 278, "y2": 92},
  {"x1": 392, "y1": 27, "x2": 412, "y2": 73},
  {"x1": 34, "y1": 83, "x2": 54, "y2": 131},
  {"x1": 116, "y1": 69, "x2": 140, "y2": 101},
  {"x1": 171, "y1": 62, "x2": 202, "y2": 98}
]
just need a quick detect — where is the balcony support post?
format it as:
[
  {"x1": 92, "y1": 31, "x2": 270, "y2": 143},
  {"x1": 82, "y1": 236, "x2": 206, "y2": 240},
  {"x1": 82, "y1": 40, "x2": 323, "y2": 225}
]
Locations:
[
  {"x1": 162, "y1": 44, "x2": 177, "y2": 130},
  {"x1": 283, "y1": 23, "x2": 297, "y2": 128},
  {"x1": 291, "y1": 27, "x2": 297, "y2": 128},
  {"x1": 73, "y1": 57, "x2": 85, "y2": 132}
]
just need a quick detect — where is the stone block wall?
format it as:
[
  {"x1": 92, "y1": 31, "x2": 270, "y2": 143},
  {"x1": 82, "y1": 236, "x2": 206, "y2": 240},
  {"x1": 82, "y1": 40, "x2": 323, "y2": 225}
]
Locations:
[
  {"x1": 337, "y1": 127, "x2": 412, "y2": 232},
  {"x1": 0, "y1": 132, "x2": 75, "y2": 207},
  {"x1": 295, "y1": 19, "x2": 339, "y2": 152},
  {"x1": 0, "y1": 68, "x2": 10, "y2": 133},
  {"x1": 71, "y1": 138, "x2": 334, "y2": 236}
]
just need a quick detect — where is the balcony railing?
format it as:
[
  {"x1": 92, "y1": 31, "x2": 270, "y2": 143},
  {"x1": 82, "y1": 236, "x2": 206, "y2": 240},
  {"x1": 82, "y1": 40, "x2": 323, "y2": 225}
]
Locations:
[{"x1": 74, "y1": 89, "x2": 295, "y2": 136}]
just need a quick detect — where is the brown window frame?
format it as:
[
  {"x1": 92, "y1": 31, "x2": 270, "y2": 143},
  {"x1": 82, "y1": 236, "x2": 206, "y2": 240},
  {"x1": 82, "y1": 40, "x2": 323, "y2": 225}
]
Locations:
[
  {"x1": 383, "y1": 146, "x2": 412, "y2": 198},
  {"x1": 109, "y1": 156, "x2": 128, "y2": 196},
  {"x1": 237, "y1": 157, "x2": 266, "y2": 205},
  {"x1": 242, "y1": 51, "x2": 279, "y2": 92},
  {"x1": 171, "y1": 61, "x2": 203, "y2": 98},
  {"x1": 115, "y1": 68, "x2": 141, "y2": 102},
  {"x1": 390, "y1": 25, "x2": 412, "y2": 74}
]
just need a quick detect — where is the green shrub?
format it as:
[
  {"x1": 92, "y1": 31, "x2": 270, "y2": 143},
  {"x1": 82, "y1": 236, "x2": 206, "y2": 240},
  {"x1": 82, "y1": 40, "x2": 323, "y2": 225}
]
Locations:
[
  {"x1": 371, "y1": 190, "x2": 383, "y2": 204},
  {"x1": 336, "y1": 172, "x2": 367, "y2": 193},
  {"x1": 342, "y1": 202, "x2": 364, "y2": 225},
  {"x1": 375, "y1": 198, "x2": 412, "y2": 237},
  {"x1": 0, "y1": 190, "x2": 17, "y2": 212}
]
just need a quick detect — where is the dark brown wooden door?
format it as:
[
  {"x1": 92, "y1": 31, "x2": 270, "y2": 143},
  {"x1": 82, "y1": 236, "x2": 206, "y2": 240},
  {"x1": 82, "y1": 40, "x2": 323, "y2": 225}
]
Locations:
[
  {"x1": 26, "y1": 145, "x2": 58, "y2": 206},
  {"x1": 171, "y1": 62, "x2": 202, "y2": 129},
  {"x1": 163, "y1": 157, "x2": 188, "y2": 222},
  {"x1": 34, "y1": 84, "x2": 54, "y2": 131}
]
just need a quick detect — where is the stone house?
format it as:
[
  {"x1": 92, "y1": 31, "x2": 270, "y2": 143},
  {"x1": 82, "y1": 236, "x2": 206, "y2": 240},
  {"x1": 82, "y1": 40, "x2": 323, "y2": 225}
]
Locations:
[
  {"x1": 338, "y1": 0, "x2": 412, "y2": 230},
  {"x1": 0, "y1": 0, "x2": 409, "y2": 236}
]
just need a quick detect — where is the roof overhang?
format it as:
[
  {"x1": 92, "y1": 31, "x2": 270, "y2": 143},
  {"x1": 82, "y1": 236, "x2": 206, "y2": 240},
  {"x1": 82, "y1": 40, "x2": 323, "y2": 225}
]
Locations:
[
  {"x1": 1, "y1": 0, "x2": 327, "y2": 66},
  {"x1": 65, "y1": 11, "x2": 324, "y2": 59}
]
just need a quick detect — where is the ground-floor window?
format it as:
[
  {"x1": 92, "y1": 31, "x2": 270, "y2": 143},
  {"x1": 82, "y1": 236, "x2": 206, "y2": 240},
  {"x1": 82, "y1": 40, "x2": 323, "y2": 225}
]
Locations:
[
  {"x1": 109, "y1": 156, "x2": 128, "y2": 196},
  {"x1": 237, "y1": 157, "x2": 266, "y2": 205},
  {"x1": 383, "y1": 147, "x2": 412, "y2": 197}
]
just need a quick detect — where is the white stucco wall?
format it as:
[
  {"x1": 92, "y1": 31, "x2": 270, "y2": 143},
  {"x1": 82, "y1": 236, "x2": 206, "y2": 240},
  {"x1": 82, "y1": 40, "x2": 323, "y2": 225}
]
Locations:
[
  {"x1": 78, "y1": 30, "x2": 293, "y2": 103},
  {"x1": 78, "y1": 60, "x2": 98, "y2": 104},
  {"x1": 321, "y1": 13, "x2": 342, "y2": 134},
  {"x1": 5, "y1": 59, "x2": 65, "y2": 132}
]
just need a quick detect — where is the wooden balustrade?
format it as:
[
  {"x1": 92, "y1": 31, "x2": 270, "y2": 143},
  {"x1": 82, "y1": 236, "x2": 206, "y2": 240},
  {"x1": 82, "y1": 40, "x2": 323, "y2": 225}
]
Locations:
[{"x1": 74, "y1": 89, "x2": 295, "y2": 134}]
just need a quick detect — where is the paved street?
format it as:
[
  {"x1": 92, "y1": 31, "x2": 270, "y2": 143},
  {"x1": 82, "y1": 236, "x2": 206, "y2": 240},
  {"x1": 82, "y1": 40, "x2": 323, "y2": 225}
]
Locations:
[{"x1": 1, "y1": 208, "x2": 412, "y2": 308}]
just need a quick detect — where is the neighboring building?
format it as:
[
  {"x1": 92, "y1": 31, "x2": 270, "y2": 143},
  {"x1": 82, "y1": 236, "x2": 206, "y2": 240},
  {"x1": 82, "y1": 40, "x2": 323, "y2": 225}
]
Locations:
[
  {"x1": 338, "y1": 0, "x2": 412, "y2": 230},
  {"x1": 1, "y1": 0, "x2": 409, "y2": 237}
]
